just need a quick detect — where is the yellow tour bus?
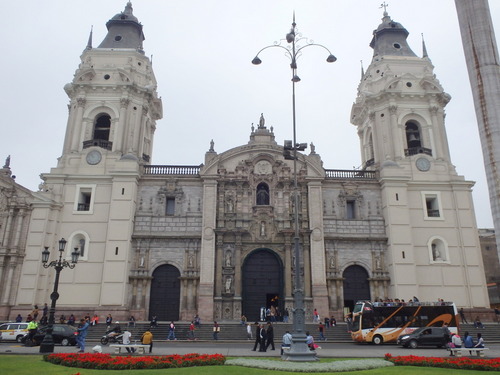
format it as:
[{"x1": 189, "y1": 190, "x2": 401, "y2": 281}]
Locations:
[{"x1": 350, "y1": 300, "x2": 458, "y2": 345}]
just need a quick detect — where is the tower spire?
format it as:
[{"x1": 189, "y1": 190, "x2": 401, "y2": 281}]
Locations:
[
  {"x1": 86, "y1": 25, "x2": 93, "y2": 50},
  {"x1": 421, "y1": 33, "x2": 428, "y2": 58}
]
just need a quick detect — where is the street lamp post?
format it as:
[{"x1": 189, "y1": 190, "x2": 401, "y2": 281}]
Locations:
[
  {"x1": 39, "y1": 238, "x2": 79, "y2": 353},
  {"x1": 252, "y1": 15, "x2": 336, "y2": 361}
]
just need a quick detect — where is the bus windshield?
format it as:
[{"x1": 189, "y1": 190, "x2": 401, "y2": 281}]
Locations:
[{"x1": 351, "y1": 300, "x2": 458, "y2": 344}]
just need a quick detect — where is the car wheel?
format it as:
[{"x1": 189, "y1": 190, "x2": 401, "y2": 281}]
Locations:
[
  {"x1": 372, "y1": 335, "x2": 383, "y2": 345},
  {"x1": 409, "y1": 339, "x2": 418, "y2": 349}
]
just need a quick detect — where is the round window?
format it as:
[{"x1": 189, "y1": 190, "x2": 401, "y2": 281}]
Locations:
[
  {"x1": 114, "y1": 35, "x2": 122, "y2": 42},
  {"x1": 393, "y1": 43, "x2": 401, "y2": 49}
]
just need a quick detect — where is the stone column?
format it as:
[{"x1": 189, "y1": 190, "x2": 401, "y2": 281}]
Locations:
[
  {"x1": 197, "y1": 179, "x2": 217, "y2": 321},
  {"x1": 308, "y1": 182, "x2": 329, "y2": 318},
  {"x1": 70, "y1": 98, "x2": 86, "y2": 152}
]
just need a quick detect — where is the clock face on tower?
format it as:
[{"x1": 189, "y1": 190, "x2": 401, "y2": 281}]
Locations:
[
  {"x1": 416, "y1": 157, "x2": 430, "y2": 172},
  {"x1": 86, "y1": 150, "x2": 102, "y2": 165}
]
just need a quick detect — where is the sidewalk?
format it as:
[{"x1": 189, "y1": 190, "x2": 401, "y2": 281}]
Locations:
[{"x1": 2, "y1": 340, "x2": 499, "y2": 359}]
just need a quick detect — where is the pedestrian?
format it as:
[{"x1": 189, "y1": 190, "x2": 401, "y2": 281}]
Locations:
[
  {"x1": 474, "y1": 332, "x2": 485, "y2": 348},
  {"x1": 460, "y1": 308, "x2": 468, "y2": 324},
  {"x1": 167, "y1": 321, "x2": 176, "y2": 340},
  {"x1": 283, "y1": 308, "x2": 289, "y2": 323},
  {"x1": 246, "y1": 323, "x2": 252, "y2": 340},
  {"x1": 281, "y1": 330, "x2": 292, "y2": 355},
  {"x1": 252, "y1": 322, "x2": 261, "y2": 351},
  {"x1": 91, "y1": 314, "x2": 99, "y2": 325},
  {"x1": 474, "y1": 316, "x2": 484, "y2": 329},
  {"x1": 463, "y1": 331, "x2": 474, "y2": 355},
  {"x1": 240, "y1": 314, "x2": 247, "y2": 326},
  {"x1": 141, "y1": 329, "x2": 153, "y2": 353},
  {"x1": 105, "y1": 314, "x2": 113, "y2": 328},
  {"x1": 26, "y1": 314, "x2": 33, "y2": 323},
  {"x1": 42, "y1": 303, "x2": 48, "y2": 318},
  {"x1": 194, "y1": 314, "x2": 201, "y2": 327},
  {"x1": 443, "y1": 323, "x2": 451, "y2": 344},
  {"x1": 345, "y1": 313, "x2": 353, "y2": 333},
  {"x1": 495, "y1": 308, "x2": 500, "y2": 323},
  {"x1": 331, "y1": 316, "x2": 337, "y2": 326},
  {"x1": 313, "y1": 308, "x2": 319, "y2": 323},
  {"x1": 68, "y1": 314, "x2": 75, "y2": 325},
  {"x1": 265, "y1": 322, "x2": 275, "y2": 350},
  {"x1": 128, "y1": 315, "x2": 136, "y2": 328},
  {"x1": 76, "y1": 318, "x2": 89, "y2": 353},
  {"x1": 32, "y1": 305, "x2": 39, "y2": 321},
  {"x1": 213, "y1": 321, "x2": 220, "y2": 340},
  {"x1": 122, "y1": 329, "x2": 135, "y2": 353},
  {"x1": 150, "y1": 315, "x2": 158, "y2": 328},
  {"x1": 324, "y1": 316, "x2": 330, "y2": 328},
  {"x1": 26, "y1": 320, "x2": 38, "y2": 345},
  {"x1": 259, "y1": 324, "x2": 267, "y2": 352},
  {"x1": 15, "y1": 314, "x2": 22, "y2": 323},
  {"x1": 188, "y1": 321, "x2": 196, "y2": 340},
  {"x1": 318, "y1": 322, "x2": 325, "y2": 341}
]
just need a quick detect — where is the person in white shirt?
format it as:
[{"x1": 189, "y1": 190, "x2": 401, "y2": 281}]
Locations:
[
  {"x1": 122, "y1": 330, "x2": 135, "y2": 353},
  {"x1": 281, "y1": 331, "x2": 292, "y2": 355}
]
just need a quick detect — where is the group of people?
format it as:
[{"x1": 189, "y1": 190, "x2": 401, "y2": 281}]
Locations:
[{"x1": 251, "y1": 322, "x2": 275, "y2": 352}]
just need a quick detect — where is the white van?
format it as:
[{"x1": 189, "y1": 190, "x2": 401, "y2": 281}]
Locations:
[{"x1": 0, "y1": 322, "x2": 29, "y2": 342}]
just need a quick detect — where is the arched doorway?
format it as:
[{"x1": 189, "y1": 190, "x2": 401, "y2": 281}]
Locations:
[
  {"x1": 242, "y1": 249, "x2": 283, "y2": 321},
  {"x1": 343, "y1": 265, "x2": 370, "y2": 311},
  {"x1": 149, "y1": 264, "x2": 180, "y2": 321}
]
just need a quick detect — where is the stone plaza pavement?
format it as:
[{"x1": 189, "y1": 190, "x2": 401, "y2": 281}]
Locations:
[{"x1": 1, "y1": 340, "x2": 499, "y2": 359}]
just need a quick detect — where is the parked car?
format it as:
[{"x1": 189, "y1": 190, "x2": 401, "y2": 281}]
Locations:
[
  {"x1": 0, "y1": 322, "x2": 29, "y2": 342},
  {"x1": 22, "y1": 324, "x2": 78, "y2": 346},
  {"x1": 397, "y1": 327, "x2": 449, "y2": 349}
]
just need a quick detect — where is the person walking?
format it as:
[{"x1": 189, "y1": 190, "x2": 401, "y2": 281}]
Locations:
[
  {"x1": 105, "y1": 314, "x2": 113, "y2": 329},
  {"x1": 265, "y1": 322, "x2": 275, "y2": 350},
  {"x1": 167, "y1": 321, "x2": 176, "y2": 340},
  {"x1": 213, "y1": 321, "x2": 220, "y2": 340},
  {"x1": 252, "y1": 322, "x2": 261, "y2": 351},
  {"x1": 76, "y1": 318, "x2": 89, "y2": 353},
  {"x1": 246, "y1": 323, "x2": 252, "y2": 340},
  {"x1": 460, "y1": 308, "x2": 468, "y2": 324},
  {"x1": 318, "y1": 322, "x2": 326, "y2": 341},
  {"x1": 259, "y1": 324, "x2": 267, "y2": 352},
  {"x1": 188, "y1": 321, "x2": 196, "y2": 340},
  {"x1": 141, "y1": 329, "x2": 153, "y2": 353}
]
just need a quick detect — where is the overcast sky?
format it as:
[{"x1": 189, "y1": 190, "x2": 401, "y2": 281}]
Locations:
[{"x1": 1, "y1": 0, "x2": 498, "y2": 228}]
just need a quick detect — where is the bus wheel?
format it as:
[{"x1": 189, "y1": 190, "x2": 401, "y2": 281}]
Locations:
[
  {"x1": 409, "y1": 340, "x2": 418, "y2": 349},
  {"x1": 372, "y1": 335, "x2": 383, "y2": 345}
]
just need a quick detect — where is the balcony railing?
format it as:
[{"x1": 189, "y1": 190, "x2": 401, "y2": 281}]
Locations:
[
  {"x1": 143, "y1": 165, "x2": 201, "y2": 175},
  {"x1": 325, "y1": 169, "x2": 377, "y2": 180},
  {"x1": 405, "y1": 147, "x2": 432, "y2": 157},
  {"x1": 83, "y1": 139, "x2": 113, "y2": 151}
]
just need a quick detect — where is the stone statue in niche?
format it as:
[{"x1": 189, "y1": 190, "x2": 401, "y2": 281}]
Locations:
[
  {"x1": 225, "y1": 251, "x2": 232, "y2": 267},
  {"x1": 226, "y1": 198, "x2": 233, "y2": 212},
  {"x1": 225, "y1": 276, "x2": 232, "y2": 293},
  {"x1": 188, "y1": 255, "x2": 194, "y2": 268},
  {"x1": 330, "y1": 256, "x2": 336, "y2": 269},
  {"x1": 432, "y1": 243, "x2": 442, "y2": 261},
  {"x1": 260, "y1": 221, "x2": 266, "y2": 237},
  {"x1": 375, "y1": 256, "x2": 381, "y2": 270},
  {"x1": 139, "y1": 256, "x2": 145, "y2": 268}
]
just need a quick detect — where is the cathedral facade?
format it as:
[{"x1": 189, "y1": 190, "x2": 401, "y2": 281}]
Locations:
[{"x1": 3, "y1": 3, "x2": 490, "y2": 322}]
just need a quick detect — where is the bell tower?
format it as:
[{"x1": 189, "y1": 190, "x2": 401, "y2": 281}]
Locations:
[
  {"x1": 15, "y1": 2, "x2": 163, "y2": 313},
  {"x1": 350, "y1": 10, "x2": 488, "y2": 306}
]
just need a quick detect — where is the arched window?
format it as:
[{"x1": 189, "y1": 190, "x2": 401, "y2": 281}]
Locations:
[
  {"x1": 256, "y1": 183, "x2": 270, "y2": 205},
  {"x1": 405, "y1": 121, "x2": 421, "y2": 148},
  {"x1": 93, "y1": 114, "x2": 111, "y2": 141}
]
